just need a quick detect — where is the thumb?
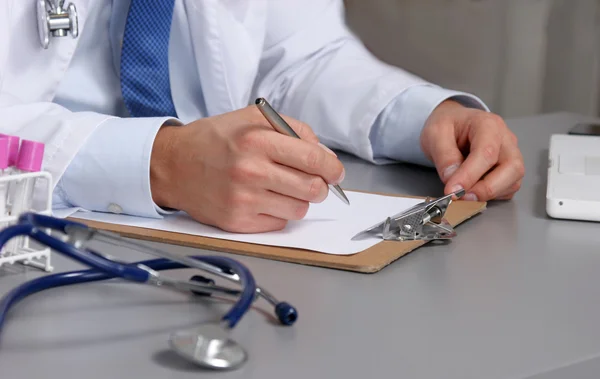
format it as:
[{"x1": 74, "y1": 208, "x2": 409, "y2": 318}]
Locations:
[{"x1": 422, "y1": 122, "x2": 465, "y2": 186}]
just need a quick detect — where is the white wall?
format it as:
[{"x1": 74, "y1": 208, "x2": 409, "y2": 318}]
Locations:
[
  {"x1": 344, "y1": 0, "x2": 600, "y2": 118},
  {"x1": 542, "y1": 0, "x2": 600, "y2": 117}
]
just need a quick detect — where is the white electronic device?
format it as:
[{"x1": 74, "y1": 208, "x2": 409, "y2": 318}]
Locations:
[{"x1": 546, "y1": 133, "x2": 600, "y2": 222}]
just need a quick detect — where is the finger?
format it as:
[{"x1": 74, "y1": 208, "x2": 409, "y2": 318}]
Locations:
[
  {"x1": 273, "y1": 116, "x2": 337, "y2": 157},
  {"x1": 246, "y1": 102, "x2": 338, "y2": 158},
  {"x1": 248, "y1": 102, "x2": 321, "y2": 145},
  {"x1": 421, "y1": 122, "x2": 465, "y2": 184},
  {"x1": 247, "y1": 104, "x2": 337, "y2": 158},
  {"x1": 279, "y1": 115, "x2": 337, "y2": 157},
  {"x1": 494, "y1": 179, "x2": 523, "y2": 200},
  {"x1": 251, "y1": 214, "x2": 288, "y2": 232},
  {"x1": 258, "y1": 190, "x2": 311, "y2": 221},
  {"x1": 266, "y1": 133, "x2": 345, "y2": 185},
  {"x1": 264, "y1": 163, "x2": 329, "y2": 203},
  {"x1": 234, "y1": 214, "x2": 288, "y2": 233},
  {"x1": 210, "y1": 188, "x2": 289, "y2": 233},
  {"x1": 496, "y1": 193, "x2": 515, "y2": 201},
  {"x1": 445, "y1": 126, "x2": 502, "y2": 193},
  {"x1": 212, "y1": 209, "x2": 287, "y2": 233},
  {"x1": 463, "y1": 145, "x2": 524, "y2": 201},
  {"x1": 280, "y1": 115, "x2": 320, "y2": 144}
]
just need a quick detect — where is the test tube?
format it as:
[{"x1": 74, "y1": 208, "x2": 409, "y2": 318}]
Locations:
[
  {"x1": 0, "y1": 134, "x2": 21, "y2": 212},
  {"x1": 0, "y1": 137, "x2": 9, "y2": 229},
  {"x1": 0, "y1": 134, "x2": 20, "y2": 174},
  {"x1": 11, "y1": 139, "x2": 44, "y2": 215},
  {"x1": 7, "y1": 140, "x2": 44, "y2": 254}
]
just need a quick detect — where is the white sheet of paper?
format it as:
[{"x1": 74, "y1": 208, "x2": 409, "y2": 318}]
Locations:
[{"x1": 70, "y1": 191, "x2": 422, "y2": 256}]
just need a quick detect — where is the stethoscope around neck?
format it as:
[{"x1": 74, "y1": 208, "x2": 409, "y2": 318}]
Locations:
[{"x1": 37, "y1": 0, "x2": 79, "y2": 49}]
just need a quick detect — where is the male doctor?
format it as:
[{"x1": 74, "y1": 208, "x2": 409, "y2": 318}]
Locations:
[{"x1": 0, "y1": 0, "x2": 524, "y2": 233}]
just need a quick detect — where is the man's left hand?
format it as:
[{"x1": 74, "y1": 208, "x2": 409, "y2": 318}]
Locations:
[{"x1": 420, "y1": 100, "x2": 525, "y2": 201}]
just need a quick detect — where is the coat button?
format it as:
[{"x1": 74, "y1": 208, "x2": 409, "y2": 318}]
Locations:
[{"x1": 108, "y1": 203, "x2": 123, "y2": 214}]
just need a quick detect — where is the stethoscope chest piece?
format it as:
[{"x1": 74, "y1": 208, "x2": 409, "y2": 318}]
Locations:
[
  {"x1": 37, "y1": 0, "x2": 79, "y2": 49},
  {"x1": 169, "y1": 323, "x2": 248, "y2": 370}
]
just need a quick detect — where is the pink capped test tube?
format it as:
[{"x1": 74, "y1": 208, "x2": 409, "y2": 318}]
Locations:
[
  {"x1": 11, "y1": 139, "x2": 45, "y2": 215},
  {"x1": 0, "y1": 134, "x2": 20, "y2": 173},
  {"x1": 0, "y1": 137, "x2": 9, "y2": 225},
  {"x1": 0, "y1": 137, "x2": 8, "y2": 172},
  {"x1": 7, "y1": 139, "x2": 44, "y2": 253},
  {"x1": 0, "y1": 134, "x2": 21, "y2": 211}
]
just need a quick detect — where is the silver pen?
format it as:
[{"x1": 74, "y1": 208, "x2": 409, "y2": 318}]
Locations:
[{"x1": 255, "y1": 97, "x2": 350, "y2": 205}]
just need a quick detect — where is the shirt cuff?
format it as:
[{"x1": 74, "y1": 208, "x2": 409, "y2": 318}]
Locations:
[
  {"x1": 56, "y1": 116, "x2": 182, "y2": 218},
  {"x1": 370, "y1": 84, "x2": 489, "y2": 167}
]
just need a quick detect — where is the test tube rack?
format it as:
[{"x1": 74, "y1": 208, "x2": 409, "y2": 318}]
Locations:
[{"x1": 0, "y1": 171, "x2": 54, "y2": 272}]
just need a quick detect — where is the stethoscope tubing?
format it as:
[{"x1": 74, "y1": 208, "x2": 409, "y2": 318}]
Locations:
[
  {"x1": 24, "y1": 213, "x2": 297, "y2": 324},
  {"x1": 0, "y1": 223, "x2": 149, "y2": 282},
  {"x1": 0, "y1": 223, "x2": 256, "y2": 329},
  {"x1": 0, "y1": 255, "x2": 252, "y2": 336},
  {"x1": 0, "y1": 213, "x2": 297, "y2": 332},
  {"x1": 14, "y1": 214, "x2": 252, "y2": 295},
  {"x1": 89, "y1": 225, "x2": 294, "y2": 320}
]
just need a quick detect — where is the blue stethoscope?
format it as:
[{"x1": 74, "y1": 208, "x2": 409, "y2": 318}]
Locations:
[{"x1": 0, "y1": 213, "x2": 297, "y2": 370}]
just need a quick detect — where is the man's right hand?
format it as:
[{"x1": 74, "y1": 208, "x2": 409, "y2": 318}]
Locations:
[{"x1": 150, "y1": 106, "x2": 345, "y2": 233}]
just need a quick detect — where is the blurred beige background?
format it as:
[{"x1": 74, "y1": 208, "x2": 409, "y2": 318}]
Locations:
[{"x1": 344, "y1": 0, "x2": 600, "y2": 118}]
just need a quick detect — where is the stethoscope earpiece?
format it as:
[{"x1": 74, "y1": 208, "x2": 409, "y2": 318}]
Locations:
[{"x1": 37, "y1": 0, "x2": 79, "y2": 49}]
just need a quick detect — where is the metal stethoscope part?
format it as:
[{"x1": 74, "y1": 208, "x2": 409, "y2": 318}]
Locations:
[{"x1": 37, "y1": 0, "x2": 79, "y2": 49}]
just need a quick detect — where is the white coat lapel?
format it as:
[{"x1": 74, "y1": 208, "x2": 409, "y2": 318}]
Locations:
[
  {"x1": 1, "y1": 0, "x2": 91, "y2": 102},
  {"x1": 184, "y1": 0, "x2": 266, "y2": 115}
]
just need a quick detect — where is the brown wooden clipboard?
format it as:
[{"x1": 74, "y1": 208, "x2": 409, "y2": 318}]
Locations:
[{"x1": 71, "y1": 192, "x2": 486, "y2": 274}]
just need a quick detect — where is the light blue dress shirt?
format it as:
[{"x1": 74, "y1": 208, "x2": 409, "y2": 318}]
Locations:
[{"x1": 52, "y1": 0, "x2": 488, "y2": 219}]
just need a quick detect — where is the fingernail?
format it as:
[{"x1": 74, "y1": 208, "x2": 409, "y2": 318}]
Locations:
[
  {"x1": 464, "y1": 193, "x2": 478, "y2": 201},
  {"x1": 337, "y1": 167, "x2": 345, "y2": 184},
  {"x1": 442, "y1": 164, "x2": 460, "y2": 181},
  {"x1": 449, "y1": 184, "x2": 463, "y2": 194},
  {"x1": 319, "y1": 142, "x2": 337, "y2": 157}
]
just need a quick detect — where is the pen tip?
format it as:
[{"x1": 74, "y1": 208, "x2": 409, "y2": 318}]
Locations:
[
  {"x1": 329, "y1": 184, "x2": 350, "y2": 205},
  {"x1": 341, "y1": 191, "x2": 350, "y2": 205}
]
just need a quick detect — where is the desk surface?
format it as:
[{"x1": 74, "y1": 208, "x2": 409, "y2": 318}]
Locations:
[{"x1": 2, "y1": 112, "x2": 600, "y2": 379}]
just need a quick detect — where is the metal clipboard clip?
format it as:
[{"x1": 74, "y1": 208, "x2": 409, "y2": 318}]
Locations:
[{"x1": 351, "y1": 189, "x2": 466, "y2": 242}]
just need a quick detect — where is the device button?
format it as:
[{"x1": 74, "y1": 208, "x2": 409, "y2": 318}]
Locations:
[
  {"x1": 558, "y1": 154, "x2": 585, "y2": 175},
  {"x1": 585, "y1": 156, "x2": 600, "y2": 176}
]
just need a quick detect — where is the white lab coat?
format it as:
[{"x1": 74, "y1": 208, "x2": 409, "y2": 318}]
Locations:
[{"x1": 0, "y1": 0, "x2": 482, "y2": 215}]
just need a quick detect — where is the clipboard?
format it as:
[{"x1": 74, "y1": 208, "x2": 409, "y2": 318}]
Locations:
[{"x1": 71, "y1": 191, "x2": 486, "y2": 274}]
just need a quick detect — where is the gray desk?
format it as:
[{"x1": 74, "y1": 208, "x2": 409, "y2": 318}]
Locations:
[{"x1": 2, "y1": 112, "x2": 600, "y2": 379}]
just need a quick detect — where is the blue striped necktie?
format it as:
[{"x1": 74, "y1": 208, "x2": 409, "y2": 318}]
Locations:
[{"x1": 120, "y1": 0, "x2": 178, "y2": 117}]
